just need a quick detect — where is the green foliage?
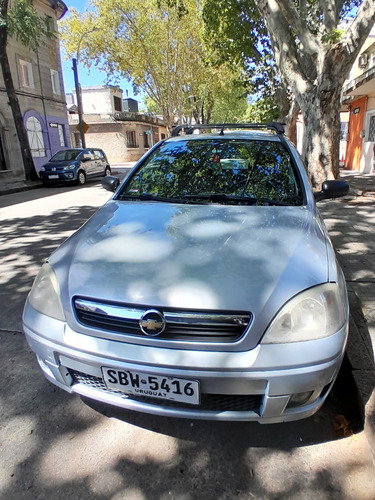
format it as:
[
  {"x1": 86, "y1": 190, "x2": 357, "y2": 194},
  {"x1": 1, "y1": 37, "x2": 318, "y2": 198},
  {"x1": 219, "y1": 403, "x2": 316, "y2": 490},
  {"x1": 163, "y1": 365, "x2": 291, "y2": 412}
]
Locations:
[
  {"x1": 144, "y1": 97, "x2": 162, "y2": 114},
  {"x1": 59, "y1": 0, "x2": 245, "y2": 128},
  {"x1": 6, "y1": 0, "x2": 53, "y2": 50},
  {"x1": 201, "y1": 0, "x2": 288, "y2": 120},
  {"x1": 209, "y1": 82, "x2": 248, "y2": 123},
  {"x1": 321, "y1": 29, "x2": 344, "y2": 44},
  {"x1": 202, "y1": 0, "x2": 267, "y2": 66},
  {"x1": 244, "y1": 97, "x2": 280, "y2": 123}
]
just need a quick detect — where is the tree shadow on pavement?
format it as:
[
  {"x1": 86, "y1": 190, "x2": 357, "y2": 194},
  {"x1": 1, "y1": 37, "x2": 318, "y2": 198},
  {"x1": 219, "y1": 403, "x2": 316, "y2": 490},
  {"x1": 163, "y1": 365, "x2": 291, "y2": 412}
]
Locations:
[
  {"x1": 0, "y1": 177, "x2": 374, "y2": 499},
  {"x1": 0, "y1": 331, "x2": 372, "y2": 500},
  {"x1": 319, "y1": 172, "x2": 375, "y2": 435},
  {"x1": 0, "y1": 205, "x2": 100, "y2": 332}
]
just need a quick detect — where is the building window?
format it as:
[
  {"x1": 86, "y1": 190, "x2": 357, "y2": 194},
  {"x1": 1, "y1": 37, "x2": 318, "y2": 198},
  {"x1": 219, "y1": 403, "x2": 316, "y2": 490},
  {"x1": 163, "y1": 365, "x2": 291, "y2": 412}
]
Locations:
[
  {"x1": 51, "y1": 69, "x2": 61, "y2": 95},
  {"x1": 114, "y1": 96, "x2": 122, "y2": 112},
  {"x1": 26, "y1": 116, "x2": 45, "y2": 157},
  {"x1": 161, "y1": 133, "x2": 166, "y2": 140},
  {"x1": 19, "y1": 60, "x2": 34, "y2": 89},
  {"x1": 143, "y1": 131, "x2": 150, "y2": 149},
  {"x1": 57, "y1": 124, "x2": 66, "y2": 146},
  {"x1": 368, "y1": 116, "x2": 375, "y2": 142},
  {"x1": 126, "y1": 131, "x2": 137, "y2": 148},
  {"x1": 73, "y1": 132, "x2": 82, "y2": 147}
]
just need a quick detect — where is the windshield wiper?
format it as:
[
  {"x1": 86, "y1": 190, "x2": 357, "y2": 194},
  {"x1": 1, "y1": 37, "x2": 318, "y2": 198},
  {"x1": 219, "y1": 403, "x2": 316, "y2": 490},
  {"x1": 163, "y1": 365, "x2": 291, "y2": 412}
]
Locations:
[
  {"x1": 119, "y1": 192, "x2": 291, "y2": 206},
  {"x1": 183, "y1": 194, "x2": 290, "y2": 206},
  {"x1": 119, "y1": 192, "x2": 188, "y2": 203}
]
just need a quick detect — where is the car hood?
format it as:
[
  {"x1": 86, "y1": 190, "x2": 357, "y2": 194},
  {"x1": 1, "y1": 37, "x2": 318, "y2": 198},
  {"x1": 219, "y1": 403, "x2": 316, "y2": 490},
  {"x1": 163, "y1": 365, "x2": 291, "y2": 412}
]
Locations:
[{"x1": 51, "y1": 200, "x2": 330, "y2": 345}]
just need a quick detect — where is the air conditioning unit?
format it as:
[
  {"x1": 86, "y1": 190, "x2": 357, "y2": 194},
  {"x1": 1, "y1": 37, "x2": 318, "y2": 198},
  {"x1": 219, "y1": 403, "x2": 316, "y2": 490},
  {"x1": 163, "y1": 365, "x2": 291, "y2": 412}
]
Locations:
[{"x1": 359, "y1": 54, "x2": 368, "y2": 68}]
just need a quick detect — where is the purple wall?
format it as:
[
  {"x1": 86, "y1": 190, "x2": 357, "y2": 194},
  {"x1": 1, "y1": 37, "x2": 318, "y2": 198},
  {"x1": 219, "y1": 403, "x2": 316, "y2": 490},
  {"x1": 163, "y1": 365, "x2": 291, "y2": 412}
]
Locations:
[{"x1": 23, "y1": 110, "x2": 71, "y2": 172}]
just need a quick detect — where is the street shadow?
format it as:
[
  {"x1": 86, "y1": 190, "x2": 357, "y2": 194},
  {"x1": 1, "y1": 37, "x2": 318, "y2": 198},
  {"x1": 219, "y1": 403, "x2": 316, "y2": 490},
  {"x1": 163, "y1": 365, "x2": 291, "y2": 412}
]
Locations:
[
  {"x1": 0, "y1": 204, "x2": 101, "y2": 332},
  {"x1": 0, "y1": 332, "x2": 369, "y2": 500},
  {"x1": 0, "y1": 175, "x2": 373, "y2": 499}
]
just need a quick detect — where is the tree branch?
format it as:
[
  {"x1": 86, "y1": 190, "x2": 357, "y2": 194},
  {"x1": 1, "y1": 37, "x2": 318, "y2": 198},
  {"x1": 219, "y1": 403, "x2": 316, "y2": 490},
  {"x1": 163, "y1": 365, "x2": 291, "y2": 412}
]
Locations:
[
  {"x1": 255, "y1": 0, "x2": 312, "y2": 98},
  {"x1": 272, "y1": 0, "x2": 320, "y2": 56},
  {"x1": 320, "y1": 0, "x2": 337, "y2": 32},
  {"x1": 341, "y1": 0, "x2": 375, "y2": 59},
  {"x1": 335, "y1": 0, "x2": 346, "y2": 20}
]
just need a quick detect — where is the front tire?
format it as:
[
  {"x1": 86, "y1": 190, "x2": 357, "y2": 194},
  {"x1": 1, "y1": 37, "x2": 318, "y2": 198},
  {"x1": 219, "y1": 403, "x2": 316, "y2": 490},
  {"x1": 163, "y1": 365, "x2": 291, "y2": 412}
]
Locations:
[
  {"x1": 77, "y1": 170, "x2": 86, "y2": 186},
  {"x1": 104, "y1": 166, "x2": 111, "y2": 176}
]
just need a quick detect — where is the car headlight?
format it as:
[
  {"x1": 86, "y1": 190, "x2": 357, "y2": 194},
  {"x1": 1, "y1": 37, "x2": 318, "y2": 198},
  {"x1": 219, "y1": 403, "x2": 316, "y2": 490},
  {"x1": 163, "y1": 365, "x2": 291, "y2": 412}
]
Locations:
[
  {"x1": 64, "y1": 165, "x2": 75, "y2": 171},
  {"x1": 261, "y1": 276, "x2": 348, "y2": 344},
  {"x1": 28, "y1": 263, "x2": 66, "y2": 321}
]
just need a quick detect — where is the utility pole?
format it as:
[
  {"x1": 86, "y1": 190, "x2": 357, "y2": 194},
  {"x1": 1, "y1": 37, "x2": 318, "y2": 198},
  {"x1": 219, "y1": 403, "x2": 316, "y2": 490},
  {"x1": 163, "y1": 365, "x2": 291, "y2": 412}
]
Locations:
[{"x1": 72, "y1": 57, "x2": 86, "y2": 148}]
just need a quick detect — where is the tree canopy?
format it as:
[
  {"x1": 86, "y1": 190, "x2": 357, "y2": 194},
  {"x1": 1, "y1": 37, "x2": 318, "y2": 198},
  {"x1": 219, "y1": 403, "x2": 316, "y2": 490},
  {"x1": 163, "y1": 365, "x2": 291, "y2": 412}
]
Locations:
[
  {"x1": 60, "y1": 0, "x2": 247, "y2": 131},
  {"x1": 202, "y1": 0, "x2": 375, "y2": 186},
  {"x1": 60, "y1": 0, "x2": 375, "y2": 186}
]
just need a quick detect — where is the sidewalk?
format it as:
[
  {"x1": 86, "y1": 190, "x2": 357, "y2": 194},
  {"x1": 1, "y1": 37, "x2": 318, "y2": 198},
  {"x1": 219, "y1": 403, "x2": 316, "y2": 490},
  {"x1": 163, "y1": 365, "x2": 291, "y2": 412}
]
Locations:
[{"x1": 318, "y1": 170, "x2": 375, "y2": 462}]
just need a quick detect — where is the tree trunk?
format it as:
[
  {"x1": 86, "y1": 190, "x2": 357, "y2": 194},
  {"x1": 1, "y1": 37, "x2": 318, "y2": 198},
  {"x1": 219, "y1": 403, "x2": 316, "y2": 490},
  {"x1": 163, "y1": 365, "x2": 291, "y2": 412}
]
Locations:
[
  {"x1": 0, "y1": 6, "x2": 38, "y2": 182},
  {"x1": 284, "y1": 99, "x2": 300, "y2": 146},
  {"x1": 299, "y1": 87, "x2": 341, "y2": 188},
  {"x1": 254, "y1": 0, "x2": 375, "y2": 190}
]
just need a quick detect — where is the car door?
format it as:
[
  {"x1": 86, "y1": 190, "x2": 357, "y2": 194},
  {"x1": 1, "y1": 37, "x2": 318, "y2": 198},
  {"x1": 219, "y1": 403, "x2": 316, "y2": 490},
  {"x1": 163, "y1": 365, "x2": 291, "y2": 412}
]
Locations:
[
  {"x1": 93, "y1": 149, "x2": 106, "y2": 176},
  {"x1": 80, "y1": 150, "x2": 96, "y2": 178}
]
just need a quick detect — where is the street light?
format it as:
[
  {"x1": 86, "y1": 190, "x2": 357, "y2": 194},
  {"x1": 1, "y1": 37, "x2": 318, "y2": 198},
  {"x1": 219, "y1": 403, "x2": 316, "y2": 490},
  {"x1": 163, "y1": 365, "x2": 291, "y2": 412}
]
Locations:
[{"x1": 72, "y1": 28, "x2": 100, "y2": 148}]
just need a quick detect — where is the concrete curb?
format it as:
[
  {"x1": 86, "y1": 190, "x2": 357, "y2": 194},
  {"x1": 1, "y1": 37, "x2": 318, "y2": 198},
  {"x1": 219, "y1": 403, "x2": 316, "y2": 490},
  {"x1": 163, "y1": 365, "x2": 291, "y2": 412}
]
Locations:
[
  {"x1": 0, "y1": 181, "x2": 42, "y2": 196},
  {"x1": 346, "y1": 287, "x2": 375, "y2": 462}
]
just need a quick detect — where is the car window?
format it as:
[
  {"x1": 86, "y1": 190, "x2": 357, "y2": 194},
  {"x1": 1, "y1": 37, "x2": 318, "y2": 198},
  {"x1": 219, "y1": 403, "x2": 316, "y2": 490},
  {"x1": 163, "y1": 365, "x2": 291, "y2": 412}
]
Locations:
[
  {"x1": 119, "y1": 139, "x2": 303, "y2": 205},
  {"x1": 80, "y1": 150, "x2": 95, "y2": 160},
  {"x1": 50, "y1": 150, "x2": 80, "y2": 161},
  {"x1": 94, "y1": 150, "x2": 105, "y2": 159}
]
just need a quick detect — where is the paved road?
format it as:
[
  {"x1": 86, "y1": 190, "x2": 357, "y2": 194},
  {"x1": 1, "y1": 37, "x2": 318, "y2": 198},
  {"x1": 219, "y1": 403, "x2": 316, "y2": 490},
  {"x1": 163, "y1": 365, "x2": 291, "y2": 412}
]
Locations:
[{"x1": 1, "y1": 182, "x2": 375, "y2": 500}]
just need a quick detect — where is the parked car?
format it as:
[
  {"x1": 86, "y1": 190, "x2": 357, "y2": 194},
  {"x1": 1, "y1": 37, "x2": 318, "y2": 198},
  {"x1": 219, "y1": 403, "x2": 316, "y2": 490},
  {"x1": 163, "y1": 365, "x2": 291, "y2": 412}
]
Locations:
[
  {"x1": 39, "y1": 148, "x2": 111, "y2": 185},
  {"x1": 24, "y1": 123, "x2": 350, "y2": 423}
]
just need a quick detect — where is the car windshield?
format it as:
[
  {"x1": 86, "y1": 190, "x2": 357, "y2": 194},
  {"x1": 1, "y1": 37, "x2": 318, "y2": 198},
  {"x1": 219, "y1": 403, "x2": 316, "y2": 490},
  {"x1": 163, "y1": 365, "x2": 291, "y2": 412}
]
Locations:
[
  {"x1": 118, "y1": 139, "x2": 303, "y2": 206},
  {"x1": 49, "y1": 150, "x2": 81, "y2": 162}
]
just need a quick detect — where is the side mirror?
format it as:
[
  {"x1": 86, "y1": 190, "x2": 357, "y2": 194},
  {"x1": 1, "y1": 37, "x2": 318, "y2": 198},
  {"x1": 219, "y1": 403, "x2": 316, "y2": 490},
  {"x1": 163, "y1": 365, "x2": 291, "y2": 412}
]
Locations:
[
  {"x1": 314, "y1": 180, "x2": 349, "y2": 202},
  {"x1": 102, "y1": 175, "x2": 120, "y2": 192}
]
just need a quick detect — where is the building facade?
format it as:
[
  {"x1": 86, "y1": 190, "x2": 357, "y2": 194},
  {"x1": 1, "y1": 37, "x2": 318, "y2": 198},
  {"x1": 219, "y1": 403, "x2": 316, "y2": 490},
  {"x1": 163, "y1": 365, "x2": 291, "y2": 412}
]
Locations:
[
  {"x1": 0, "y1": 0, "x2": 70, "y2": 182},
  {"x1": 67, "y1": 86, "x2": 167, "y2": 165},
  {"x1": 342, "y1": 28, "x2": 375, "y2": 173}
]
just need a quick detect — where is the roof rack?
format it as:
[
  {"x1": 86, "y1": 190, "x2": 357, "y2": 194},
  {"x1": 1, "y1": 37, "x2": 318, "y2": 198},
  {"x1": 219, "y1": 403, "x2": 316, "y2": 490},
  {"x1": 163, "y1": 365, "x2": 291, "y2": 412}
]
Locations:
[{"x1": 171, "y1": 122, "x2": 285, "y2": 137}]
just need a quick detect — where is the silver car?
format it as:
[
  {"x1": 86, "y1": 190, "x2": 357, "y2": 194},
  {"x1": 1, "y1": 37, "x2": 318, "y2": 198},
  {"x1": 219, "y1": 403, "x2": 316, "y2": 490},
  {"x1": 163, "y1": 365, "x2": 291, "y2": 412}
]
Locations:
[{"x1": 23, "y1": 123, "x2": 349, "y2": 423}]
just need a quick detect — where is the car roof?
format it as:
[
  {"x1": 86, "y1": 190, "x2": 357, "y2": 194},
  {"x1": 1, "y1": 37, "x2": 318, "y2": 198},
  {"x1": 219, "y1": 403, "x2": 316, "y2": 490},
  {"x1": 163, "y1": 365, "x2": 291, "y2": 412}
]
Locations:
[
  {"x1": 166, "y1": 130, "x2": 281, "y2": 143},
  {"x1": 60, "y1": 148, "x2": 104, "y2": 152}
]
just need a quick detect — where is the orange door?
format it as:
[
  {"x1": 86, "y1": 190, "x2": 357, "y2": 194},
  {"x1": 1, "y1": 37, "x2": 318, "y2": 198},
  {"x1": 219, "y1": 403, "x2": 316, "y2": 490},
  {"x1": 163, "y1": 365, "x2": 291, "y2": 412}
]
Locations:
[{"x1": 344, "y1": 97, "x2": 366, "y2": 171}]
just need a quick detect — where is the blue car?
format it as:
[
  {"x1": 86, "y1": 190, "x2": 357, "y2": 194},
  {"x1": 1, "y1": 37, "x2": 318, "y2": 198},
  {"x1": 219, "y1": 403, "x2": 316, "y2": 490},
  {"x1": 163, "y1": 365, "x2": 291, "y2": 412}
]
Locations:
[{"x1": 39, "y1": 148, "x2": 111, "y2": 186}]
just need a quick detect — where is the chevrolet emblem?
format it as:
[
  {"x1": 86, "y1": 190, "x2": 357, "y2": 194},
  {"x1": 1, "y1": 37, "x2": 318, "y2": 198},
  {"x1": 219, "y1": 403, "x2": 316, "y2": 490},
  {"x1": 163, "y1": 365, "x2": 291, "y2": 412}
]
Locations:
[{"x1": 139, "y1": 309, "x2": 166, "y2": 336}]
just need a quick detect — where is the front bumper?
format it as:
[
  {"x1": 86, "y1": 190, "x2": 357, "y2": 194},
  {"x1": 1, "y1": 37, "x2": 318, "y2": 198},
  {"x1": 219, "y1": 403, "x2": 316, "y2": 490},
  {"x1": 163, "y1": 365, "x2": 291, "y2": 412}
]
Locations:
[
  {"x1": 40, "y1": 172, "x2": 76, "y2": 183},
  {"x1": 23, "y1": 305, "x2": 348, "y2": 423}
]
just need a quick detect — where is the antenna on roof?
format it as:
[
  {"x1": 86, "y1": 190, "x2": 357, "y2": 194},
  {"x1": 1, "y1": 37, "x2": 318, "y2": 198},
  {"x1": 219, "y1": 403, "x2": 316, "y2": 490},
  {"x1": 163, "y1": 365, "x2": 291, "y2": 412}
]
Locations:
[{"x1": 219, "y1": 113, "x2": 229, "y2": 136}]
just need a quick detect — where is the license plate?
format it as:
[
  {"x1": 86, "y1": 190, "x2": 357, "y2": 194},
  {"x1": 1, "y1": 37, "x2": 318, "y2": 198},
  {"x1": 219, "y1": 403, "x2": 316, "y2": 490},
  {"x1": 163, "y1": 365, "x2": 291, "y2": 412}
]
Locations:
[
  {"x1": 48, "y1": 174, "x2": 59, "y2": 179},
  {"x1": 101, "y1": 367, "x2": 200, "y2": 405}
]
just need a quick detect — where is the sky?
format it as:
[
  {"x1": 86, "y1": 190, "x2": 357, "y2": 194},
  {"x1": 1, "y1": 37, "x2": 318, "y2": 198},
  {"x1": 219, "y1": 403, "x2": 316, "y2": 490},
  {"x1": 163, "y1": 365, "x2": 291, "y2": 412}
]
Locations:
[{"x1": 60, "y1": 0, "x2": 140, "y2": 103}]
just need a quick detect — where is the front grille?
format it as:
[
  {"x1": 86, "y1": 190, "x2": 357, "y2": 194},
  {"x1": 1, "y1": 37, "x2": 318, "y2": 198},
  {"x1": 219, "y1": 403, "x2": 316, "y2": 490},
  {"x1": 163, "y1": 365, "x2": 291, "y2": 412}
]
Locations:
[
  {"x1": 74, "y1": 297, "x2": 252, "y2": 343},
  {"x1": 71, "y1": 370, "x2": 261, "y2": 413}
]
